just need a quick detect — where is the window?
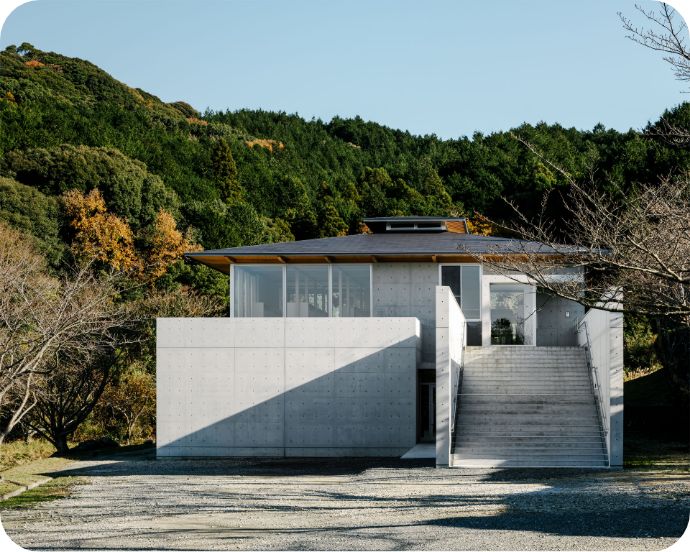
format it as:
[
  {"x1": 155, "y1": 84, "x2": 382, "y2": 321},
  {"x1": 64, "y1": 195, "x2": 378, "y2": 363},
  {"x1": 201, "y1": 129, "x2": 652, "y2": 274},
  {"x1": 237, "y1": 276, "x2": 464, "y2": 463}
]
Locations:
[
  {"x1": 386, "y1": 222, "x2": 446, "y2": 232},
  {"x1": 440, "y1": 265, "x2": 481, "y2": 320},
  {"x1": 332, "y1": 265, "x2": 371, "y2": 317},
  {"x1": 232, "y1": 265, "x2": 284, "y2": 317},
  {"x1": 286, "y1": 265, "x2": 329, "y2": 317},
  {"x1": 232, "y1": 264, "x2": 372, "y2": 318}
]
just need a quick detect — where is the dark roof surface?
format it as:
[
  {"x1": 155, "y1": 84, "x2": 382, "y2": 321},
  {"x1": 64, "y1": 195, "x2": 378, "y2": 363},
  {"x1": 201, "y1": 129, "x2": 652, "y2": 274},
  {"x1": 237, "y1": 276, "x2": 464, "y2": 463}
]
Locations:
[{"x1": 185, "y1": 232, "x2": 560, "y2": 259}]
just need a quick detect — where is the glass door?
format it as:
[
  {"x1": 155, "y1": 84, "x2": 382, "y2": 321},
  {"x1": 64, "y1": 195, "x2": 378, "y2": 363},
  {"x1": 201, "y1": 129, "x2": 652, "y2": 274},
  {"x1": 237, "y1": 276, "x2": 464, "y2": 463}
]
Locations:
[{"x1": 490, "y1": 283, "x2": 528, "y2": 345}]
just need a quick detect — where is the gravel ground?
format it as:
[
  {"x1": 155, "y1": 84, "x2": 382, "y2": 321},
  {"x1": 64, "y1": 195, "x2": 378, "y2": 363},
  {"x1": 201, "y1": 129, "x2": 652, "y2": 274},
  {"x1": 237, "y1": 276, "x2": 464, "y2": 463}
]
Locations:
[{"x1": 1, "y1": 448, "x2": 688, "y2": 551}]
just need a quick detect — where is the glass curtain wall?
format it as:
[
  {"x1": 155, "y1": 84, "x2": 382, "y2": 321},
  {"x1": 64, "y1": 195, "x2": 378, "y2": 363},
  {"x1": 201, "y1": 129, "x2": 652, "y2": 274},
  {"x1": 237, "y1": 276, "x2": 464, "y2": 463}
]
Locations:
[
  {"x1": 233, "y1": 264, "x2": 371, "y2": 318},
  {"x1": 331, "y1": 265, "x2": 371, "y2": 317},
  {"x1": 232, "y1": 265, "x2": 284, "y2": 317},
  {"x1": 286, "y1": 265, "x2": 329, "y2": 317}
]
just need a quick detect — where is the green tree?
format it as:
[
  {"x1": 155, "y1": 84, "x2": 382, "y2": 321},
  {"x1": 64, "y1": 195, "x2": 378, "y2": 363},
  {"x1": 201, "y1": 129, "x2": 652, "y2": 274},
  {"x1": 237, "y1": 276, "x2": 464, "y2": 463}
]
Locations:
[
  {"x1": 0, "y1": 177, "x2": 64, "y2": 265},
  {"x1": 358, "y1": 167, "x2": 394, "y2": 216},
  {"x1": 210, "y1": 138, "x2": 243, "y2": 202},
  {"x1": 4, "y1": 145, "x2": 179, "y2": 228}
]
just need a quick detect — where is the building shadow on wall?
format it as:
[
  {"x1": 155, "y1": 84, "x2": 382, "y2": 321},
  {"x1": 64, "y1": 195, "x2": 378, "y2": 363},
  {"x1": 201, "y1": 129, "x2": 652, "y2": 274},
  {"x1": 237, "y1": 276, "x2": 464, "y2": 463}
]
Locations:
[
  {"x1": 161, "y1": 341, "x2": 418, "y2": 455},
  {"x1": 49, "y1": 341, "x2": 423, "y2": 478}
]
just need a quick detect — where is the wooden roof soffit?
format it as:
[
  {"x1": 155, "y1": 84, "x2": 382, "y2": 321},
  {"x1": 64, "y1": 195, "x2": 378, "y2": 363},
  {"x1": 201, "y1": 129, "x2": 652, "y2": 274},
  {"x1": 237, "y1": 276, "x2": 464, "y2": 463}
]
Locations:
[{"x1": 188, "y1": 251, "x2": 558, "y2": 273}]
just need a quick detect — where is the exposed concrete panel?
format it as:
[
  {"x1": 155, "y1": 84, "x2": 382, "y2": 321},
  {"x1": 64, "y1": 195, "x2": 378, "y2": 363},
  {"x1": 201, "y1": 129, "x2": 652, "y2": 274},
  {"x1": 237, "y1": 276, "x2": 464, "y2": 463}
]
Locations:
[
  {"x1": 372, "y1": 263, "x2": 438, "y2": 362},
  {"x1": 536, "y1": 292, "x2": 585, "y2": 346},
  {"x1": 157, "y1": 317, "x2": 419, "y2": 457},
  {"x1": 435, "y1": 286, "x2": 465, "y2": 467}
]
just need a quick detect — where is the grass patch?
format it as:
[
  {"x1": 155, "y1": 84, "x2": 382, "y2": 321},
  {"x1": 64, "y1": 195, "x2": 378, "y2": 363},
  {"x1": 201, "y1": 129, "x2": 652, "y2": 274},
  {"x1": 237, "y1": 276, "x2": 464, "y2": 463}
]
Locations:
[
  {"x1": 624, "y1": 434, "x2": 689, "y2": 470},
  {"x1": 0, "y1": 453, "x2": 77, "y2": 506},
  {"x1": 0, "y1": 439, "x2": 56, "y2": 472},
  {"x1": 0, "y1": 476, "x2": 86, "y2": 509}
]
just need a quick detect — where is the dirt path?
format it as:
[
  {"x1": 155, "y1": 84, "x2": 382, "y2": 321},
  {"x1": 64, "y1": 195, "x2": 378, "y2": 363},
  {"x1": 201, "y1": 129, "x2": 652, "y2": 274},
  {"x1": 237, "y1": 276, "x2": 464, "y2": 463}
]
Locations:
[{"x1": 1, "y1": 449, "x2": 688, "y2": 550}]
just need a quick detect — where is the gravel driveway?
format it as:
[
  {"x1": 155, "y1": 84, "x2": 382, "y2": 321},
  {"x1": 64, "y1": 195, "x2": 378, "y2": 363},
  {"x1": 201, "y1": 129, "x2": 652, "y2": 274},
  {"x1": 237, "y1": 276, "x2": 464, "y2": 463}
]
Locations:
[{"x1": 1, "y1": 448, "x2": 688, "y2": 550}]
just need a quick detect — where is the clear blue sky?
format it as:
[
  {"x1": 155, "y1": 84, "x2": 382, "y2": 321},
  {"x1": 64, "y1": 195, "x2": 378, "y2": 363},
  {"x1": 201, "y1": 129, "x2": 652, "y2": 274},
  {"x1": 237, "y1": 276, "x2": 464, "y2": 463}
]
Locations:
[{"x1": 0, "y1": 0, "x2": 685, "y2": 138}]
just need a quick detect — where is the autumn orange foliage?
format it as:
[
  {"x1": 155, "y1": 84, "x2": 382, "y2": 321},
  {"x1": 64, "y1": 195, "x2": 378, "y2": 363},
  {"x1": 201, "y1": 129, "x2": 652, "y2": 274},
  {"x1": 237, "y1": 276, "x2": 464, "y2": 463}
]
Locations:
[
  {"x1": 24, "y1": 59, "x2": 45, "y2": 68},
  {"x1": 466, "y1": 213, "x2": 496, "y2": 236},
  {"x1": 245, "y1": 139, "x2": 285, "y2": 153},
  {"x1": 186, "y1": 117, "x2": 209, "y2": 126},
  {"x1": 63, "y1": 190, "x2": 199, "y2": 280},
  {"x1": 145, "y1": 209, "x2": 200, "y2": 279},
  {"x1": 63, "y1": 189, "x2": 141, "y2": 272}
]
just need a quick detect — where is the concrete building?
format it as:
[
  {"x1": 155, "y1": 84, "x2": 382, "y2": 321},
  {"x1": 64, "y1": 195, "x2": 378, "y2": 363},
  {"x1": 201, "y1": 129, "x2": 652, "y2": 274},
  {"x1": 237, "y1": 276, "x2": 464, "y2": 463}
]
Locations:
[{"x1": 157, "y1": 216, "x2": 623, "y2": 467}]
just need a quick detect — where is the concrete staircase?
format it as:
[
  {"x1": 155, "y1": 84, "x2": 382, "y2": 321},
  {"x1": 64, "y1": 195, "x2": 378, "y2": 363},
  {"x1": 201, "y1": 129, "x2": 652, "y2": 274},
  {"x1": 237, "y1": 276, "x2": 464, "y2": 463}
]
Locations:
[{"x1": 451, "y1": 346, "x2": 608, "y2": 468}]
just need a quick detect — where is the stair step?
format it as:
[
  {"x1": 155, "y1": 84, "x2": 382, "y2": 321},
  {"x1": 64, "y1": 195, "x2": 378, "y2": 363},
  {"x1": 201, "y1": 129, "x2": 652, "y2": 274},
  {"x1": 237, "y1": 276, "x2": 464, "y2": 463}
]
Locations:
[
  {"x1": 458, "y1": 398, "x2": 596, "y2": 405},
  {"x1": 457, "y1": 408, "x2": 599, "y2": 415},
  {"x1": 461, "y1": 384, "x2": 591, "y2": 388},
  {"x1": 458, "y1": 410, "x2": 598, "y2": 417},
  {"x1": 457, "y1": 394, "x2": 595, "y2": 402},
  {"x1": 463, "y1": 362, "x2": 586, "y2": 365},
  {"x1": 453, "y1": 455, "x2": 607, "y2": 462},
  {"x1": 463, "y1": 376, "x2": 589, "y2": 379},
  {"x1": 454, "y1": 439, "x2": 605, "y2": 446},
  {"x1": 455, "y1": 431, "x2": 604, "y2": 437},
  {"x1": 460, "y1": 384, "x2": 591, "y2": 395},
  {"x1": 452, "y1": 450, "x2": 606, "y2": 455},
  {"x1": 456, "y1": 423, "x2": 602, "y2": 430},
  {"x1": 453, "y1": 451, "x2": 607, "y2": 458},
  {"x1": 461, "y1": 385, "x2": 592, "y2": 395},
  {"x1": 456, "y1": 423, "x2": 603, "y2": 430},
  {"x1": 463, "y1": 372, "x2": 589, "y2": 376},
  {"x1": 453, "y1": 443, "x2": 606, "y2": 451},
  {"x1": 458, "y1": 401, "x2": 597, "y2": 408},
  {"x1": 451, "y1": 459, "x2": 609, "y2": 468}
]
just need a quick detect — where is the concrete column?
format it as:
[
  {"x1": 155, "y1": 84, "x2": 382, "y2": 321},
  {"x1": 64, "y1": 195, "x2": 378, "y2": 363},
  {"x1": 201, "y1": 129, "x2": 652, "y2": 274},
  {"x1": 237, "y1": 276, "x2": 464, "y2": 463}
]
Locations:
[{"x1": 435, "y1": 287, "x2": 451, "y2": 467}]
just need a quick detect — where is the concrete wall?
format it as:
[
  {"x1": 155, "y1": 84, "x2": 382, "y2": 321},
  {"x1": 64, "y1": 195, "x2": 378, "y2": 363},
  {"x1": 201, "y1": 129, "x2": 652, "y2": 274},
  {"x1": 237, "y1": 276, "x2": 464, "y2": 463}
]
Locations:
[
  {"x1": 157, "y1": 317, "x2": 420, "y2": 457},
  {"x1": 577, "y1": 308, "x2": 624, "y2": 467},
  {"x1": 435, "y1": 286, "x2": 465, "y2": 467},
  {"x1": 536, "y1": 292, "x2": 585, "y2": 346},
  {"x1": 372, "y1": 263, "x2": 439, "y2": 363}
]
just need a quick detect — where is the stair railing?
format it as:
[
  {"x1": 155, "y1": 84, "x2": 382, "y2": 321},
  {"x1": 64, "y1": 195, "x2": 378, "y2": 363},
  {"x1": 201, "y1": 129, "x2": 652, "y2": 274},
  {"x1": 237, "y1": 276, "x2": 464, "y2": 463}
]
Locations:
[{"x1": 577, "y1": 319, "x2": 609, "y2": 446}]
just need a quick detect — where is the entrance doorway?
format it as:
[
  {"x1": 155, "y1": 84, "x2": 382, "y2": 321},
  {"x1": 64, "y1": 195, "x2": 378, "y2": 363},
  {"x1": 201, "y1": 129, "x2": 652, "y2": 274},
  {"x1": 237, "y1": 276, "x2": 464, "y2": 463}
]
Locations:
[
  {"x1": 419, "y1": 381, "x2": 436, "y2": 442},
  {"x1": 490, "y1": 283, "x2": 528, "y2": 344}
]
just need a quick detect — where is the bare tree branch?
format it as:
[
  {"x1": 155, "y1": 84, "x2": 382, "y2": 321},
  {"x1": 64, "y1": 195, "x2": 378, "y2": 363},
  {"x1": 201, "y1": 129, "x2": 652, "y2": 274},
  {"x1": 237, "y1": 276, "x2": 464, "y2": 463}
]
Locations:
[
  {"x1": 465, "y1": 142, "x2": 690, "y2": 325},
  {"x1": 620, "y1": 3, "x2": 690, "y2": 83}
]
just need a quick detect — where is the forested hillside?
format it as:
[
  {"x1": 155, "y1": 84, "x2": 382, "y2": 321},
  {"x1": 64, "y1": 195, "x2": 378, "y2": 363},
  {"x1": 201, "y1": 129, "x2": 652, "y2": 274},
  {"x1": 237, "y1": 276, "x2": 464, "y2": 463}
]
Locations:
[
  {"x1": 1, "y1": 43, "x2": 688, "y2": 451},
  {"x1": 3, "y1": 43, "x2": 690, "y2": 279}
]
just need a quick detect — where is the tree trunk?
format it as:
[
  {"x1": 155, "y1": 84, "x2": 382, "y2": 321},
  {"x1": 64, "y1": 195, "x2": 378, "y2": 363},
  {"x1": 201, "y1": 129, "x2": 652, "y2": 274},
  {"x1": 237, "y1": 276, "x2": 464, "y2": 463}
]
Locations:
[
  {"x1": 53, "y1": 433, "x2": 70, "y2": 456},
  {"x1": 656, "y1": 319, "x2": 690, "y2": 400}
]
